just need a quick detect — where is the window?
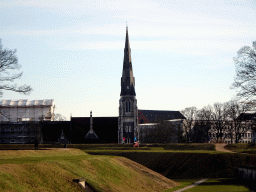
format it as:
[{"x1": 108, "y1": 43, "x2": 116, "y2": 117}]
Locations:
[{"x1": 126, "y1": 100, "x2": 130, "y2": 112}]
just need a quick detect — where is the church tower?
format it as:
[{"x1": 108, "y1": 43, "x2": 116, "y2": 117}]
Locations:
[{"x1": 118, "y1": 26, "x2": 138, "y2": 144}]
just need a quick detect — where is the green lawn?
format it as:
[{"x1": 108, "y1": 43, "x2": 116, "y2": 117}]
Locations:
[
  {"x1": 161, "y1": 178, "x2": 251, "y2": 192},
  {"x1": 226, "y1": 143, "x2": 256, "y2": 154},
  {"x1": 0, "y1": 144, "x2": 255, "y2": 191},
  {"x1": 0, "y1": 143, "x2": 216, "y2": 151}
]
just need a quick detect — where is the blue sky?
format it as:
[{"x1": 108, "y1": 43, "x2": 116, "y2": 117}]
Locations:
[{"x1": 0, "y1": 0, "x2": 256, "y2": 119}]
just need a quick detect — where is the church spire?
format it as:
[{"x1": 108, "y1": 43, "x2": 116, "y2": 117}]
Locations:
[
  {"x1": 124, "y1": 26, "x2": 132, "y2": 64},
  {"x1": 121, "y1": 26, "x2": 136, "y2": 96}
]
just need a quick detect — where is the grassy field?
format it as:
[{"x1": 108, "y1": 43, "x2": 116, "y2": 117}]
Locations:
[
  {"x1": 0, "y1": 149, "x2": 178, "y2": 192},
  {"x1": 162, "y1": 178, "x2": 251, "y2": 192},
  {"x1": 0, "y1": 143, "x2": 215, "y2": 151},
  {"x1": 0, "y1": 143, "x2": 254, "y2": 191},
  {"x1": 226, "y1": 143, "x2": 256, "y2": 154},
  {"x1": 185, "y1": 178, "x2": 251, "y2": 192}
]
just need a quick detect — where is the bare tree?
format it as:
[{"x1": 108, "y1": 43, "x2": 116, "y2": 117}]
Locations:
[
  {"x1": 231, "y1": 41, "x2": 256, "y2": 102},
  {"x1": 197, "y1": 105, "x2": 213, "y2": 121},
  {"x1": 210, "y1": 102, "x2": 230, "y2": 142},
  {"x1": 191, "y1": 106, "x2": 213, "y2": 143},
  {"x1": 0, "y1": 39, "x2": 32, "y2": 96},
  {"x1": 140, "y1": 119, "x2": 177, "y2": 143},
  {"x1": 177, "y1": 123, "x2": 186, "y2": 143},
  {"x1": 54, "y1": 113, "x2": 66, "y2": 121},
  {"x1": 181, "y1": 107, "x2": 197, "y2": 143},
  {"x1": 226, "y1": 100, "x2": 253, "y2": 143}
]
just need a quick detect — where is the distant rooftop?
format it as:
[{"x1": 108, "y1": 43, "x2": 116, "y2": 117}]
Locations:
[
  {"x1": 138, "y1": 109, "x2": 186, "y2": 124},
  {"x1": 0, "y1": 99, "x2": 55, "y2": 107}
]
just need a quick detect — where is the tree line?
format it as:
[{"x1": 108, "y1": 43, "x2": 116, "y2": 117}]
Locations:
[
  {"x1": 181, "y1": 100, "x2": 255, "y2": 144},
  {"x1": 139, "y1": 40, "x2": 256, "y2": 144},
  {"x1": 139, "y1": 100, "x2": 255, "y2": 144}
]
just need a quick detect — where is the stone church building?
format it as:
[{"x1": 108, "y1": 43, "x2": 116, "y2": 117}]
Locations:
[
  {"x1": 117, "y1": 27, "x2": 185, "y2": 143},
  {"x1": 118, "y1": 27, "x2": 138, "y2": 144},
  {"x1": 0, "y1": 27, "x2": 185, "y2": 144}
]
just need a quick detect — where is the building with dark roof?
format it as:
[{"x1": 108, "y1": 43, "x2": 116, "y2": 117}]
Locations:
[
  {"x1": 138, "y1": 110, "x2": 185, "y2": 124},
  {"x1": 67, "y1": 27, "x2": 186, "y2": 144},
  {"x1": 70, "y1": 116, "x2": 118, "y2": 143}
]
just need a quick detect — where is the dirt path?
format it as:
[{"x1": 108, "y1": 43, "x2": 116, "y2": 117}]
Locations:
[
  {"x1": 174, "y1": 179, "x2": 208, "y2": 192},
  {"x1": 215, "y1": 143, "x2": 235, "y2": 153}
]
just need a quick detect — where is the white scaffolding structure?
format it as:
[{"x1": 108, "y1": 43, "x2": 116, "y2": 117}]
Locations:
[{"x1": 0, "y1": 99, "x2": 55, "y2": 122}]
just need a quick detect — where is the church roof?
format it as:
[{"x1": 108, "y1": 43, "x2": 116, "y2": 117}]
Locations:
[
  {"x1": 71, "y1": 117, "x2": 118, "y2": 125},
  {"x1": 85, "y1": 130, "x2": 99, "y2": 139},
  {"x1": 237, "y1": 113, "x2": 256, "y2": 121},
  {"x1": 71, "y1": 117, "x2": 118, "y2": 143},
  {"x1": 124, "y1": 26, "x2": 132, "y2": 64},
  {"x1": 120, "y1": 26, "x2": 136, "y2": 96},
  {"x1": 138, "y1": 110, "x2": 186, "y2": 124}
]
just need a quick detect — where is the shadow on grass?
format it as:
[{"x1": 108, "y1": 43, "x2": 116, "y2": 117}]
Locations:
[
  {"x1": 86, "y1": 151, "x2": 256, "y2": 180},
  {"x1": 199, "y1": 178, "x2": 242, "y2": 186},
  {"x1": 163, "y1": 143, "x2": 215, "y2": 151},
  {"x1": 194, "y1": 178, "x2": 255, "y2": 192}
]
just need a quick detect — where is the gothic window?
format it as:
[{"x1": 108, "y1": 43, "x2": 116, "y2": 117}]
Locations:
[{"x1": 126, "y1": 100, "x2": 130, "y2": 112}]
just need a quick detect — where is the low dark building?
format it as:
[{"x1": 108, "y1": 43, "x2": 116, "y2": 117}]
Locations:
[
  {"x1": 41, "y1": 121, "x2": 71, "y2": 143},
  {"x1": 70, "y1": 117, "x2": 118, "y2": 143}
]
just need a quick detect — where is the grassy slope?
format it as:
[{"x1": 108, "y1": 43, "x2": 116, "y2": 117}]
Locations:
[{"x1": 0, "y1": 149, "x2": 178, "y2": 192}]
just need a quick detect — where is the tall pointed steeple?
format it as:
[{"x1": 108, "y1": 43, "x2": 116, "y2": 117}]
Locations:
[
  {"x1": 121, "y1": 26, "x2": 136, "y2": 96},
  {"x1": 118, "y1": 26, "x2": 138, "y2": 144}
]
